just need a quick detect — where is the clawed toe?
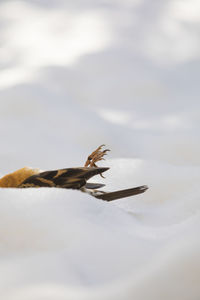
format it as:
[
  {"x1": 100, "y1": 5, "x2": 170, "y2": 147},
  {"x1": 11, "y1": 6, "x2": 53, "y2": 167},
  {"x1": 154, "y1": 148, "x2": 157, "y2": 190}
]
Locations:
[{"x1": 84, "y1": 145, "x2": 110, "y2": 170}]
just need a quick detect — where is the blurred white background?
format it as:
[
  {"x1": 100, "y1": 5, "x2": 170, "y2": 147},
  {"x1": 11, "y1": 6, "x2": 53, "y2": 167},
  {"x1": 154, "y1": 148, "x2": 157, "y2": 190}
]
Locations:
[
  {"x1": 0, "y1": 0, "x2": 200, "y2": 173},
  {"x1": 0, "y1": 1, "x2": 200, "y2": 300}
]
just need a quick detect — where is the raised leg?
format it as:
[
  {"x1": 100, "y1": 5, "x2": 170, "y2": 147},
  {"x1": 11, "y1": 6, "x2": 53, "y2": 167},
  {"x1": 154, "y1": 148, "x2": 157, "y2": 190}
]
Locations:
[{"x1": 84, "y1": 145, "x2": 110, "y2": 168}]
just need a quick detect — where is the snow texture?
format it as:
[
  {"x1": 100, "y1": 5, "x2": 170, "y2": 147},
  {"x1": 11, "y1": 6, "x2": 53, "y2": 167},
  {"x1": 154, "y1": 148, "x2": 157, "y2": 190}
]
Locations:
[{"x1": 0, "y1": 0, "x2": 200, "y2": 299}]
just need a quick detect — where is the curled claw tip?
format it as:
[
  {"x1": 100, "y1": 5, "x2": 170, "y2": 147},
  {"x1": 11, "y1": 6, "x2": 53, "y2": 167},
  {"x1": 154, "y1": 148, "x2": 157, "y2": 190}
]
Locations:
[
  {"x1": 103, "y1": 150, "x2": 110, "y2": 153},
  {"x1": 97, "y1": 144, "x2": 105, "y2": 150}
]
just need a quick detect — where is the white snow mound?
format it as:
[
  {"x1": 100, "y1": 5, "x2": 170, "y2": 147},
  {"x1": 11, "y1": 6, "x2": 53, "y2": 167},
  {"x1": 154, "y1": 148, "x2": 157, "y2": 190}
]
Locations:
[{"x1": 0, "y1": 159, "x2": 200, "y2": 300}]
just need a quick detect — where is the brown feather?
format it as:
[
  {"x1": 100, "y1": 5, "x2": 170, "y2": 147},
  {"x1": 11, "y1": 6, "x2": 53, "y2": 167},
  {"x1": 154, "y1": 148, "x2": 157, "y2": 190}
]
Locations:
[
  {"x1": 95, "y1": 185, "x2": 148, "y2": 201},
  {"x1": 18, "y1": 167, "x2": 109, "y2": 189}
]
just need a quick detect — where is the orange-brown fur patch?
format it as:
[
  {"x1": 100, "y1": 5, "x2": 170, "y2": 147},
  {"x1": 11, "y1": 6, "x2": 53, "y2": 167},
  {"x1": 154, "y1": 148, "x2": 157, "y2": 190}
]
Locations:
[{"x1": 0, "y1": 167, "x2": 41, "y2": 188}]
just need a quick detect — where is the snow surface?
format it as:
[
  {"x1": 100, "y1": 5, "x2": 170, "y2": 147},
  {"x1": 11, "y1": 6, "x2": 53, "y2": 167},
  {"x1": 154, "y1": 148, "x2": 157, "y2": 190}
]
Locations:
[{"x1": 0, "y1": 0, "x2": 200, "y2": 299}]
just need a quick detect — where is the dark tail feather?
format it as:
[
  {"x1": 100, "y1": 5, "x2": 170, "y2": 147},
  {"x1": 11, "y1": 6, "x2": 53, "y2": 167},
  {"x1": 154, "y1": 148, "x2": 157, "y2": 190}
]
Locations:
[{"x1": 95, "y1": 185, "x2": 148, "y2": 201}]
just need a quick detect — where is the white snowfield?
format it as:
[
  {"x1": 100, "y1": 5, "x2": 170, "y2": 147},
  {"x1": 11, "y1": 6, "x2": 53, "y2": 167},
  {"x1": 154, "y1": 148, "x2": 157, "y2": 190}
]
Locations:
[
  {"x1": 0, "y1": 160, "x2": 200, "y2": 300},
  {"x1": 0, "y1": 0, "x2": 200, "y2": 299}
]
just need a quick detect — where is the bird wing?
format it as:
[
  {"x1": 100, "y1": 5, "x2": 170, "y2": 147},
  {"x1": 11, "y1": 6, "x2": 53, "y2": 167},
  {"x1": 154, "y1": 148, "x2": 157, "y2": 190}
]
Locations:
[
  {"x1": 17, "y1": 166, "x2": 148, "y2": 201},
  {"x1": 18, "y1": 167, "x2": 109, "y2": 189}
]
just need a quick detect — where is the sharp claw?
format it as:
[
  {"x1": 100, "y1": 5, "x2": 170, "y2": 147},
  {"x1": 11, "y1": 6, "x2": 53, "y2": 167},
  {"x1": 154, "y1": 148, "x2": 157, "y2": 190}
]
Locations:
[{"x1": 84, "y1": 145, "x2": 109, "y2": 171}]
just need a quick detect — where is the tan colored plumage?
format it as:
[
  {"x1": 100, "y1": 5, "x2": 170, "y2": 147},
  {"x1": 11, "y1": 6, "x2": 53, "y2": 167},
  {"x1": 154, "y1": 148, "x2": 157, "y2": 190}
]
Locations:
[
  {"x1": 0, "y1": 145, "x2": 148, "y2": 201},
  {"x1": 0, "y1": 167, "x2": 40, "y2": 188}
]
